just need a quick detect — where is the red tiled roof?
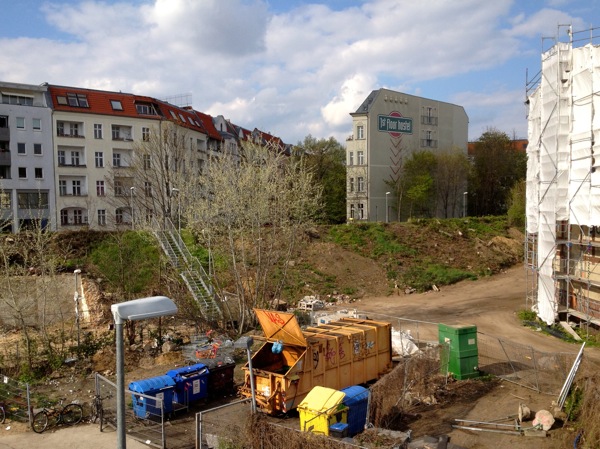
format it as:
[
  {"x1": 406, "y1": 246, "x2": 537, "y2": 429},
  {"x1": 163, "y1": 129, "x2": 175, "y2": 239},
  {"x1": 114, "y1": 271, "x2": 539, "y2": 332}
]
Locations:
[
  {"x1": 191, "y1": 110, "x2": 223, "y2": 141},
  {"x1": 47, "y1": 85, "x2": 208, "y2": 135}
]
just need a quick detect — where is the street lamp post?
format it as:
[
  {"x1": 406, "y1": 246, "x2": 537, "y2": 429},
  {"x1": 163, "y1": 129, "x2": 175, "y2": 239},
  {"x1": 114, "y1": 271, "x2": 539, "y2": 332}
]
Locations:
[
  {"x1": 385, "y1": 192, "x2": 391, "y2": 223},
  {"x1": 129, "y1": 186, "x2": 135, "y2": 230},
  {"x1": 171, "y1": 188, "x2": 181, "y2": 235},
  {"x1": 463, "y1": 191, "x2": 468, "y2": 217},
  {"x1": 234, "y1": 336, "x2": 257, "y2": 413},
  {"x1": 111, "y1": 296, "x2": 178, "y2": 449},
  {"x1": 74, "y1": 269, "x2": 81, "y2": 348}
]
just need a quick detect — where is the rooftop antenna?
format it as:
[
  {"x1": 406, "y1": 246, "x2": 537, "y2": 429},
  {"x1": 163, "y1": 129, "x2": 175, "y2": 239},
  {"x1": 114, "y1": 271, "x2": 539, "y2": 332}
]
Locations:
[{"x1": 161, "y1": 92, "x2": 192, "y2": 108}]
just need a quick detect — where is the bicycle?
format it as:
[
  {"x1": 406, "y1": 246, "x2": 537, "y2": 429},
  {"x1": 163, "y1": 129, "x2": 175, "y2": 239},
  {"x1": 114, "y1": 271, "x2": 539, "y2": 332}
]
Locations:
[
  {"x1": 90, "y1": 393, "x2": 112, "y2": 431},
  {"x1": 31, "y1": 399, "x2": 83, "y2": 433},
  {"x1": 0, "y1": 402, "x2": 5, "y2": 424}
]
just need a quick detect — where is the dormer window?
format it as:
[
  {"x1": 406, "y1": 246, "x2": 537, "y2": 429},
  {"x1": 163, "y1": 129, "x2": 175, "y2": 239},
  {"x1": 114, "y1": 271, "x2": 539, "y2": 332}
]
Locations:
[
  {"x1": 57, "y1": 93, "x2": 88, "y2": 107},
  {"x1": 136, "y1": 103, "x2": 156, "y2": 115},
  {"x1": 111, "y1": 100, "x2": 123, "y2": 111}
]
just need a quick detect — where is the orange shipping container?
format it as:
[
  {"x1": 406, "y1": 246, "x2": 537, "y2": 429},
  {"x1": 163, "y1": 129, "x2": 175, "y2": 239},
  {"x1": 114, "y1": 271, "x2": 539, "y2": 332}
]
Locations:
[{"x1": 239, "y1": 309, "x2": 392, "y2": 415}]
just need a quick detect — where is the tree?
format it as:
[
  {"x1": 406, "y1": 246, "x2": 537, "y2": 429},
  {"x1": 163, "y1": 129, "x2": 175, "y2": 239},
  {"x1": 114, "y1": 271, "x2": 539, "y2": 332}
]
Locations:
[
  {"x1": 507, "y1": 180, "x2": 526, "y2": 228},
  {"x1": 400, "y1": 151, "x2": 438, "y2": 219},
  {"x1": 435, "y1": 149, "x2": 470, "y2": 218},
  {"x1": 469, "y1": 129, "x2": 526, "y2": 216},
  {"x1": 186, "y1": 142, "x2": 322, "y2": 333},
  {"x1": 293, "y1": 135, "x2": 346, "y2": 224}
]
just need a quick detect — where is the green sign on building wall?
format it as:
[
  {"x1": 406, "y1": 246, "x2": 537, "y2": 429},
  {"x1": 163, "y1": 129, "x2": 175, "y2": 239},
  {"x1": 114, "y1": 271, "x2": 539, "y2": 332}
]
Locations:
[{"x1": 377, "y1": 113, "x2": 412, "y2": 135}]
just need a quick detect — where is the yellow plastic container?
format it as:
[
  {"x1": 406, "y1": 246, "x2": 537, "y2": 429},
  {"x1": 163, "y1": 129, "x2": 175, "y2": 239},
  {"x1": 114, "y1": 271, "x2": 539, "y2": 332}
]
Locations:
[{"x1": 298, "y1": 386, "x2": 348, "y2": 435}]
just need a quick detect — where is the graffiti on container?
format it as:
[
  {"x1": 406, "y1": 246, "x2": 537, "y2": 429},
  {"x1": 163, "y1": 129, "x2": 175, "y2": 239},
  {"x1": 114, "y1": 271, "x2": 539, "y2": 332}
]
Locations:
[
  {"x1": 366, "y1": 340, "x2": 375, "y2": 351},
  {"x1": 353, "y1": 339, "x2": 361, "y2": 354},
  {"x1": 339, "y1": 345, "x2": 346, "y2": 360},
  {"x1": 313, "y1": 349, "x2": 320, "y2": 369},
  {"x1": 264, "y1": 311, "x2": 285, "y2": 326},
  {"x1": 325, "y1": 344, "x2": 336, "y2": 364}
]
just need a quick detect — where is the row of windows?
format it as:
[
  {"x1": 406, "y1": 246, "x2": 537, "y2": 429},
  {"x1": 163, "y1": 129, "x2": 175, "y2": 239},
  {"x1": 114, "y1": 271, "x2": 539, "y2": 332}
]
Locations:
[
  {"x1": 0, "y1": 192, "x2": 49, "y2": 209},
  {"x1": 349, "y1": 203, "x2": 365, "y2": 219},
  {"x1": 7, "y1": 116, "x2": 43, "y2": 131},
  {"x1": 349, "y1": 176, "x2": 365, "y2": 193},
  {"x1": 348, "y1": 151, "x2": 364, "y2": 166},
  {"x1": 2, "y1": 94, "x2": 34, "y2": 106},
  {"x1": 16, "y1": 142, "x2": 43, "y2": 155},
  {"x1": 56, "y1": 92, "x2": 160, "y2": 118},
  {"x1": 60, "y1": 207, "x2": 155, "y2": 226}
]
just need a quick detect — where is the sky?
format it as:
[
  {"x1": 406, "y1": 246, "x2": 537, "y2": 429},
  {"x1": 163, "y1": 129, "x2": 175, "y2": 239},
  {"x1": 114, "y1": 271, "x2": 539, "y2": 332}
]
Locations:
[{"x1": 1, "y1": 0, "x2": 599, "y2": 145}]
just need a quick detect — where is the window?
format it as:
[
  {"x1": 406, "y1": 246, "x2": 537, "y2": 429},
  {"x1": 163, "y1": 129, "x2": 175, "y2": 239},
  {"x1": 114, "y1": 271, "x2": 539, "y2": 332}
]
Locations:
[
  {"x1": 97, "y1": 209, "x2": 106, "y2": 226},
  {"x1": 350, "y1": 204, "x2": 355, "y2": 219},
  {"x1": 349, "y1": 152, "x2": 354, "y2": 166},
  {"x1": 116, "y1": 208, "x2": 124, "y2": 224},
  {"x1": 18, "y1": 167, "x2": 26, "y2": 178},
  {"x1": 112, "y1": 125, "x2": 132, "y2": 140},
  {"x1": 357, "y1": 176, "x2": 364, "y2": 192},
  {"x1": 144, "y1": 181, "x2": 152, "y2": 197},
  {"x1": 35, "y1": 168, "x2": 43, "y2": 179},
  {"x1": 357, "y1": 151, "x2": 364, "y2": 165},
  {"x1": 94, "y1": 124, "x2": 103, "y2": 139},
  {"x1": 143, "y1": 154, "x2": 151, "y2": 170},
  {"x1": 113, "y1": 152, "x2": 121, "y2": 167},
  {"x1": 18, "y1": 192, "x2": 48, "y2": 209},
  {"x1": 32, "y1": 119, "x2": 41, "y2": 131},
  {"x1": 142, "y1": 127, "x2": 150, "y2": 142},
  {"x1": 0, "y1": 116, "x2": 7, "y2": 128},
  {"x1": 96, "y1": 181, "x2": 105, "y2": 196},
  {"x1": 58, "y1": 121, "x2": 81, "y2": 137},
  {"x1": 73, "y1": 209, "x2": 83, "y2": 224},
  {"x1": 114, "y1": 180, "x2": 124, "y2": 196},
  {"x1": 95, "y1": 152, "x2": 104, "y2": 168},
  {"x1": 72, "y1": 180, "x2": 81, "y2": 196},
  {"x1": 136, "y1": 104, "x2": 156, "y2": 115},
  {"x1": 58, "y1": 150, "x2": 65, "y2": 166},
  {"x1": 56, "y1": 96, "x2": 68, "y2": 106},
  {"x1": 70, "y1": 123, "x2": 80, "y2": 137},
  {"x1": 66, "y1": 93, "x2": 89, "y2": 107},
  {"x1": 60, "y1": 210, "x2": 68, "y2": 225},
  {"x1": 16, "y1": 117, "x2": 25, "y2": 129},
  {"x1": 34, "y1": 143, "x2": 42, "y2": 155},
  {"x1": 59, "y1": 180, "x2": 67, "y2": 196},
  {"x1": 357, "y1": 125, "x2": 364, "y2": 139},
  {"x1": 2, "y1": 94, "x2": 33, "y2": 106},
  {"x1": 110, "y1": 100, "x2": 123, "y2": 111},
  {"x1": 350, "y1": 177, "x2": 355, "y2": 192},
  {"x1": 0, "y1": 192, "x2": 11, "y2": 209},
  {"x1": 17, "y1": 143, "x2": 25, "y2": 154},
  {"x1": 358, "y1": 203, "x2": 364, "y2": 219},
  {"x1": 72, "y1": 151, "x2": 80, "y2": 166},
  {"x1": 57, "y1": 122, "x2": 64, "y2": 136}
]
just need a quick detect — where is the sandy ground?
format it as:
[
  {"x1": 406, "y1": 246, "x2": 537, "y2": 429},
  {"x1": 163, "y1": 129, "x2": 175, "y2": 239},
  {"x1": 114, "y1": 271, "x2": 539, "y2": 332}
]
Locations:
[{"x1": 0, "y1": 265, "x2": 592, "y2": 449}]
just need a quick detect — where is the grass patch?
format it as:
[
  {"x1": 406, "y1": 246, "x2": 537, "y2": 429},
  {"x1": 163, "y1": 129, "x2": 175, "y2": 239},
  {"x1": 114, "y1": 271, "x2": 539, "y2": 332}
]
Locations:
[{"x1": 401, "y1": 264, "x2": 477, "y2": 292}]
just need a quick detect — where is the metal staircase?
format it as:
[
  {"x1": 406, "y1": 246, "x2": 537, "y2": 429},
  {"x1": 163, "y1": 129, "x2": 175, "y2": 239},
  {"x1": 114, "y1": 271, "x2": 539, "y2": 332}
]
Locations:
[{"x1": 153, "y1": 217, "x2": 222, "y2": 321}]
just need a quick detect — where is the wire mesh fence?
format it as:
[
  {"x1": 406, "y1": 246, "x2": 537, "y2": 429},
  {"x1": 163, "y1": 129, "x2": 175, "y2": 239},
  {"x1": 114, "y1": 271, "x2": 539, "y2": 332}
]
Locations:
[
  {"x1": 477, "y1": 332, "x2": 578, "y2": 395},
  {"x1": 0, "y1": 372, "x2": 31, "y2": 424}
]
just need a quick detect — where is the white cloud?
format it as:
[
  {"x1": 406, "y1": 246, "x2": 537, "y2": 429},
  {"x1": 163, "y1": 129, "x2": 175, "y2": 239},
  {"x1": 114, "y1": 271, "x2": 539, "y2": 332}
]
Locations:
[{"x1": 0, "y1": 0, "x2": 596, "y2": 144}]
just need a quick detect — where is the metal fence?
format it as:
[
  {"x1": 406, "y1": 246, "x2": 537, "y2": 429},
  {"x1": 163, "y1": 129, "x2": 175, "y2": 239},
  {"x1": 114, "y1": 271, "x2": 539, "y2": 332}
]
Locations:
[
  {"x1": 0, "y1": 372, "x2": 31, "y2": 424},
  {"x1": 477, "y1": 332, "x2": 578, "y2": 395}
]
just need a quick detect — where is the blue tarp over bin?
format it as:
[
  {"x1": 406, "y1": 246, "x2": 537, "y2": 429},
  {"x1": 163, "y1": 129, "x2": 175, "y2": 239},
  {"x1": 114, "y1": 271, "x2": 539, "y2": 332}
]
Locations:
[
  {"x1": 129, "y1": 375, "x2": 176, "y2": 419},
  {"x1": 340, "y1": 385, "x2": 370, "y2": 436},
  {"x1": 166, "y1": 363, "x2": 209, "y2": 405}
]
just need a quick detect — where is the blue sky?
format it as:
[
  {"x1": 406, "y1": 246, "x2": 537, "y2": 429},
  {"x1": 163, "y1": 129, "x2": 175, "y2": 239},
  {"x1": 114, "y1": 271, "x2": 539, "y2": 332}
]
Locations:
[{"x1": 1, "y1": 0, "x2": 599, "y2": 144}]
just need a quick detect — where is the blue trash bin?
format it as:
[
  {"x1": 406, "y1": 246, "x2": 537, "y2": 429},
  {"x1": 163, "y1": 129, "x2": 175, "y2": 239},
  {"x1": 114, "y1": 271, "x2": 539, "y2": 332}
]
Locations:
[
  {"x1": 129, "y1": 375, "x2": 176, "y2": 419},
  {"x1": 166, "y1": 363, "x2": 209, "y2": 405},
  {"x1": 340, "y1": 385, "x2": 370, "y2": 436}
]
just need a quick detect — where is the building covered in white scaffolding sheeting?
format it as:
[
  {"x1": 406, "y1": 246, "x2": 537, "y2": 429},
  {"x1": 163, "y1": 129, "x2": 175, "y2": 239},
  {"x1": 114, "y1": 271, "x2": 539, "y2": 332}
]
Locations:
[{"x1": 526, "y1": 26, "x2": 600, "y2": 325}]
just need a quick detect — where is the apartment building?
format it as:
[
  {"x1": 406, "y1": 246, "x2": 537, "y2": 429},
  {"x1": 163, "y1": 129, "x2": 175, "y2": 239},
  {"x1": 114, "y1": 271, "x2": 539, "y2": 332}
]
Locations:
[
  {"x1": 346, "y1": 88, "x2": 468, "y2": 222},
  {"x1": 0, "y1": 82, "x2": 55, "y2": 232},
  {"x1": 47, "y1": 85, "x2": 223, "y2": 231}
]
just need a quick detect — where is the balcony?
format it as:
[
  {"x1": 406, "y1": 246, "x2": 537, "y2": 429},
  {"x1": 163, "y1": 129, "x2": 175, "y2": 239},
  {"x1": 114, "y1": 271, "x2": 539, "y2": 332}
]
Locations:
[
  {"x1": 0, "y1": 150, "x2": 10, "y2": 166},
  {"x1": 0, "y1": 127, "x2": 9, "y2": 141}
]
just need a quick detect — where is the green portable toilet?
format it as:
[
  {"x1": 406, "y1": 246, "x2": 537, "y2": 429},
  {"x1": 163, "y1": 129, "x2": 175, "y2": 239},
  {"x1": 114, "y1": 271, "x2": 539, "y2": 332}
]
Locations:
[{"x1": 438, "y1": 323, "x2": 479, "y2": 379}]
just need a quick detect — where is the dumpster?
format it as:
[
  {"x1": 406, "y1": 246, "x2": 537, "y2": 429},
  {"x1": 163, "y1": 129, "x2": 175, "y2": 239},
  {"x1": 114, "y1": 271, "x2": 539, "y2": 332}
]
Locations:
[
  {"x1": 239, "y1": 309, "x2": 392, "y2": 415},
  {"x1": 438, "y1": 323, "x2": 479, "y2": 380},
  {"x1": 340, "y1": 385, "x2": 370, "y2": 436},
  {"x1": 166, "y1": 363, "x2": 209, "y2": 405},
  {"x1": 298, "y1": 386, "x2": 348, "y2": 435},
  {"x1": 129, "y1": 375, "x2": 176, "y2": 419},
  {"x1": 204, "y1": 358, "x2": 236, "y2": 398}
]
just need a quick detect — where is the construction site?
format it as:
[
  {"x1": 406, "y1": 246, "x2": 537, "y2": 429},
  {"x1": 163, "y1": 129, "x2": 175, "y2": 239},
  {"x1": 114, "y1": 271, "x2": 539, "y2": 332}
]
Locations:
[{"x1": 526, "y1": 25, "x2": 600, "y2": 327}]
